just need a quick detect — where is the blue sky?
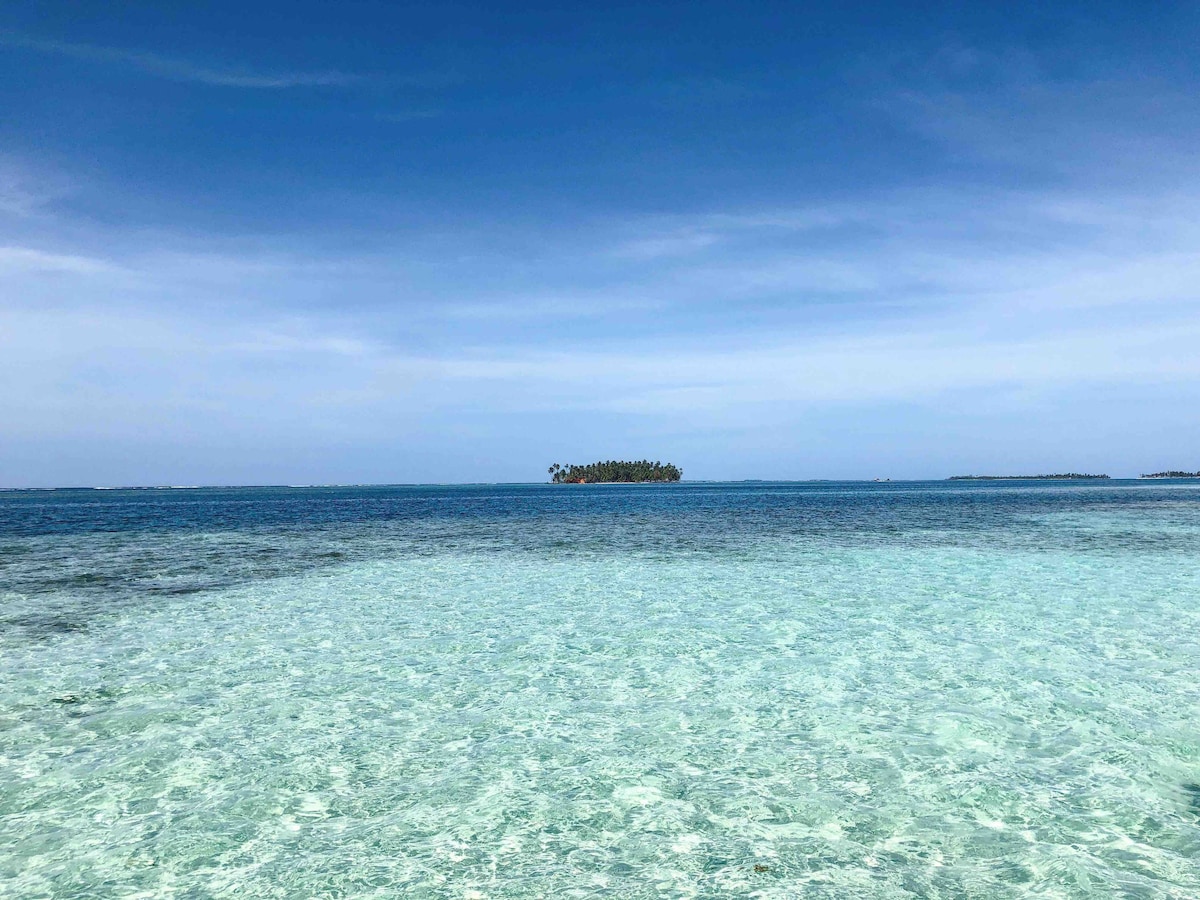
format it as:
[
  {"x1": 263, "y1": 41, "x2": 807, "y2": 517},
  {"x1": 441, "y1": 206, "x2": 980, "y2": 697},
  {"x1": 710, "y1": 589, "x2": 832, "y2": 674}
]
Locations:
[{"x1": 3, "y1": 1, "x2": 1199, "y2": 485}]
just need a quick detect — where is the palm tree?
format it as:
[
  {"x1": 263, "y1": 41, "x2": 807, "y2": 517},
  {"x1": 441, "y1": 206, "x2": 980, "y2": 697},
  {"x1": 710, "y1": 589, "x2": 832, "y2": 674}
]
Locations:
[{"x1": 547, "y1": 460, "x2": 681, "y2": 483}]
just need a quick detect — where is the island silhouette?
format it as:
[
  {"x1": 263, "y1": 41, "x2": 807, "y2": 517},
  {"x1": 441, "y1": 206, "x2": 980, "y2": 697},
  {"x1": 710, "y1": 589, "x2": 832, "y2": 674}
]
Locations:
[{"x1": 548, "y1": 461, "x2": 681, "y2": 483}]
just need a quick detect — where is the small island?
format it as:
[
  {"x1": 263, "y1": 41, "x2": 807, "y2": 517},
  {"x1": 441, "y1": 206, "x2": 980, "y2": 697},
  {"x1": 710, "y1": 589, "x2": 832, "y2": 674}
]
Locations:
[
  {"x1": 1141, "y1": 470, "x2": 1200, "y2": 478},
  {"x1": 548, "y1": 460, "x2": 681, "y2": 484},
  {"x1": 948, "y1": 473, "x2": 1110, "y2": 480}
]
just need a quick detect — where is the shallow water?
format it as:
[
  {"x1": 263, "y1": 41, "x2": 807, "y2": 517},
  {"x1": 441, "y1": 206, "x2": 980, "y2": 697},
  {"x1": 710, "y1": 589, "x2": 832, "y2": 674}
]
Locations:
[{"x1": 2, "y1": 482, "x2": 1200, "y2": 898}]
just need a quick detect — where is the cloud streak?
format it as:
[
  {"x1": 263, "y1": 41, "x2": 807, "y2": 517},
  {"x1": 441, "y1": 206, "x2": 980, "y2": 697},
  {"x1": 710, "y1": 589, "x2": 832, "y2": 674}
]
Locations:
[
  {"x1": 1, "y1": 31, "x2": 358, "y2": 88},
  {"x1": 0, "y1": 245, "x2": 121, "y2": 275},
  {"x1": 4, "y1": 171, "x2": 1200, "y2": 428}
]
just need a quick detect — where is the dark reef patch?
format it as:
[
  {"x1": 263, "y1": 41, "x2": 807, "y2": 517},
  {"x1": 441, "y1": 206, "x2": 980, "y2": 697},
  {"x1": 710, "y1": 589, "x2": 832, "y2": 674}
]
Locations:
[
  {"x1": 2, "y1": 615, "x2": 88, "y2": 638},
  {"x1": 1182, "y1": 782, "x2": 1200, "y2": 817}
]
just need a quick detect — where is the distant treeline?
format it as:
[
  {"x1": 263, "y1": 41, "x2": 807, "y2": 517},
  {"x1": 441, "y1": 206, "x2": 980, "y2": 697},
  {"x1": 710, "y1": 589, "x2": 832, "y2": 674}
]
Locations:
[
  {"x1": 548, "y1": 460, "x2": 681, "y2": 483},
  {"x1": 948, "y1": 474, "x2": 1110, "y2": 480},
  {"x1": 1141, "y1": 471, "x2": 1200, "y2": 478}
]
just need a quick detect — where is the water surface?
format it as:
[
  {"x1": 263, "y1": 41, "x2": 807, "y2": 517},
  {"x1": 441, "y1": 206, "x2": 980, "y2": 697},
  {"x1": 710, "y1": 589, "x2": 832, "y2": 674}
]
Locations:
[{"x1": 2, "y1": 481, "x2": 1199, "y2": 897}]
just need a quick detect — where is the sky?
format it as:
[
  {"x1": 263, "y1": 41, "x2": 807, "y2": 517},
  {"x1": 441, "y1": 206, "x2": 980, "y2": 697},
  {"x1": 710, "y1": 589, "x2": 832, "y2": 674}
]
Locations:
[{"x1": 2, "y1": 1, "x2": 1199, "y2": 486}]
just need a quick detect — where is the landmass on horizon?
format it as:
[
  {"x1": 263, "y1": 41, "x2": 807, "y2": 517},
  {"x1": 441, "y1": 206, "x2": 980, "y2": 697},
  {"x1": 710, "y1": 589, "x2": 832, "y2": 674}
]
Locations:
[
  {"x1": 947, "y1": 474, "x2": 1110, "y2": 480},
  {"x1": 548, "y1": 461, "x2": 682, "y2": 484},
  {"x1": 1140, "y1": 470, "x2": 1200, "y2": 478}
]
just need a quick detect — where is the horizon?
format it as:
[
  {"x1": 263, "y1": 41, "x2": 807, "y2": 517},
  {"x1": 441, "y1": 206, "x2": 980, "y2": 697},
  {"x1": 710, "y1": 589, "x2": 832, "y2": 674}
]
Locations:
[
  {"x1": 4, "y1": 471, "x2": 1197, "y2": 492},
  {"x1": 4, "y1": 2, "x2": 1200, "y2": 486}
]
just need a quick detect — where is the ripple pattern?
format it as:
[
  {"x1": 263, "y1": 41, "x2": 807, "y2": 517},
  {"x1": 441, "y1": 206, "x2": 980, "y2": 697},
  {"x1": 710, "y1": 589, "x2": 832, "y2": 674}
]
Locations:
[{"x1": 2, "y1": 482, "x2": 1200, "y2": 897}]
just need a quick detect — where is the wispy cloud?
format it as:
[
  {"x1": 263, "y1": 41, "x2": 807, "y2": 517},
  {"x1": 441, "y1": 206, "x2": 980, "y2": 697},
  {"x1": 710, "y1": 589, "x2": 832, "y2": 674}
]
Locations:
[
  {"x1": 1, "y1": 31, "x2": 358, "y2": 88},
  {"x1": 0, "y1": 245, "x2": 120, "y2": 275},
  {"x1": 610, "y1": 231, "x2": 719, "y2": 260},
  {"x1": 4, "y1": 171, "x2": 1200, "y2": 417},
  {"x1": 866, "y1": 42, "x2": 1200, "y2": 184},
  {"x1": 0, "y1": 156, "x2": 71, "y2": 217}
]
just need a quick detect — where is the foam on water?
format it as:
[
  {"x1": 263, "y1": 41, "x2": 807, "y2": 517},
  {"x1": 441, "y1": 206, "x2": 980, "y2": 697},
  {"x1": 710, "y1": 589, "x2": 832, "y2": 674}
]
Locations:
[{"x1": 2, "y1": 483, "x2": 1200, "y2": 897}]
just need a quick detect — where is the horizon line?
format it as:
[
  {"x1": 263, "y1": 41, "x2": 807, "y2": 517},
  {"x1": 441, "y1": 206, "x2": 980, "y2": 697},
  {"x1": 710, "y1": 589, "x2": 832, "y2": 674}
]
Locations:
[{"x1": 3, "y1": 475, "x2": 1196, "y2": 492}]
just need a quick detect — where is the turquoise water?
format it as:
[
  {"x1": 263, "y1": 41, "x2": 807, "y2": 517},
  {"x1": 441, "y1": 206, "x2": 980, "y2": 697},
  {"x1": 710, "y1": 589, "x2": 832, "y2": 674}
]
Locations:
[{"x1": 2, "y1": 482, "x2": 1200, "y2": 898}]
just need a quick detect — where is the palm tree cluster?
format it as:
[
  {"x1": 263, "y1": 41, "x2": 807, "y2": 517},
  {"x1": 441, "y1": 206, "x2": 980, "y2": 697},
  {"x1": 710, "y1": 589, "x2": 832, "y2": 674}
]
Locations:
[{"x1": 547, "y1": 460, "x2": 682, "y2": 483}]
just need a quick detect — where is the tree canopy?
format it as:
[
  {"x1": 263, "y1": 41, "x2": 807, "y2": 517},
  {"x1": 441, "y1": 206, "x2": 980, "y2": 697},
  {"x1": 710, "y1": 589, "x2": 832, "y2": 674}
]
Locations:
[{"x1": 548, "y1": 460, "x2": 681, "y2": 483}]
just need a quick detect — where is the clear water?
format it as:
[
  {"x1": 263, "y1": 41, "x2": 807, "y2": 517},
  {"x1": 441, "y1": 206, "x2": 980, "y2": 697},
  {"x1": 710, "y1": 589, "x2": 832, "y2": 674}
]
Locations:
[{"x1": 2, "y1": 482, "x2": 1200, "y2": 898}]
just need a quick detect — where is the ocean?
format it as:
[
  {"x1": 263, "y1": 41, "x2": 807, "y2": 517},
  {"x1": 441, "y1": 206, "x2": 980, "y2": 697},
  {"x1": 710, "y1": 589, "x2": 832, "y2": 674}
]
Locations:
[{"x1": 2, "y1": 481, "x2": 1199, "y2": 898}]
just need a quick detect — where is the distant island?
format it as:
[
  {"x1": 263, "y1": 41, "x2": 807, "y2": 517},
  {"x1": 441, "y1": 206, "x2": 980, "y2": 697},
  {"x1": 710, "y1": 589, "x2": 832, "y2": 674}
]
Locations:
[
  {"x1": 1141, "y1": 471, "x2": 1200, "y2": 478},
  {"x1": 548, "y1": 460, "x2": 681, "y2": 483},
  {"x1": 948, "y1": 474, "x2": 1110, "y2": 480}
]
